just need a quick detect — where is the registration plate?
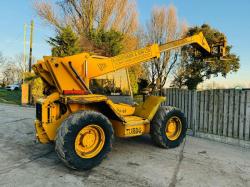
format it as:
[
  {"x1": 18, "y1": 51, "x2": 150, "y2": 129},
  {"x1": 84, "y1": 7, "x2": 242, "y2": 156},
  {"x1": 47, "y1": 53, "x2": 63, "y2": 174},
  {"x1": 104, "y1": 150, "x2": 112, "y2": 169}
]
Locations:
[{"x1": 125, "y1": 126, "x2": 143, "y2": 136}]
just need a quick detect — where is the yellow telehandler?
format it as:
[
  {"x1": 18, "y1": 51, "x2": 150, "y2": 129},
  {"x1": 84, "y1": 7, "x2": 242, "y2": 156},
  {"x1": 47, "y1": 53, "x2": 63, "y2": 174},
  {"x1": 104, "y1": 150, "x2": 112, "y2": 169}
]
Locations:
[{"x1": 32, "y1": 32, "x2": 226, "y2": 170}]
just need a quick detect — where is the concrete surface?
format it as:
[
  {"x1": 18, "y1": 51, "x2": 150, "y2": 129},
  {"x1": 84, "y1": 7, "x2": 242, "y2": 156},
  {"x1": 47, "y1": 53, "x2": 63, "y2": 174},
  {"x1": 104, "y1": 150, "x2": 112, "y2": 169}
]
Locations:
[{"x1": 0, "y1": 103, "x2": 250, "y2": 187}]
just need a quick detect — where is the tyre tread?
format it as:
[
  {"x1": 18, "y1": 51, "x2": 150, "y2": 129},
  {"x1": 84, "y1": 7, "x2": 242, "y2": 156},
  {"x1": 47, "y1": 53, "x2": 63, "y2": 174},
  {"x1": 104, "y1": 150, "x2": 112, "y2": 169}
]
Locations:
[
  {"x1": 55, "y1": 110, "x2": 113, "y2": 170},
  {"x1": 151, "y1": 106, "x2": 187, "y2": 148}
]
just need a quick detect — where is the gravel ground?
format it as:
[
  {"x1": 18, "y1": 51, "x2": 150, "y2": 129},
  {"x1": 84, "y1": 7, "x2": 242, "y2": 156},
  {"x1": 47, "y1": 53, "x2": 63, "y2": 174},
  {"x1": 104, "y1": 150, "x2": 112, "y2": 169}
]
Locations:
[{"x1": 0, "y1": 103, "x2": 250, "y2": 187}]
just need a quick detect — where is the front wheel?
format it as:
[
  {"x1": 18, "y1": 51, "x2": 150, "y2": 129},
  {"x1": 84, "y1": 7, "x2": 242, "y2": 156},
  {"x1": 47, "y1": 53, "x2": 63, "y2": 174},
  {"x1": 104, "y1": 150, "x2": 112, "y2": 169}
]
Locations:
[
  {"x1": 55, "y1": 110, "x2": 114, "y2": 170},
  {"x1": 151, "y1": 106, "x2": 187, "y2": 148}
]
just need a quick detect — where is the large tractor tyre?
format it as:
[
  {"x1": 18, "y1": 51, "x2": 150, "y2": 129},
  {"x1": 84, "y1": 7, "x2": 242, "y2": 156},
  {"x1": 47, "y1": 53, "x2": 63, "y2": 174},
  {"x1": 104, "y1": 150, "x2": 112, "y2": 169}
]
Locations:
[
  {"x1": 55, "y1": 110, "x2": 114, "y2": 170},
  {"x1": 151, "y1": 106, "x2": 187, "y2": 148}
]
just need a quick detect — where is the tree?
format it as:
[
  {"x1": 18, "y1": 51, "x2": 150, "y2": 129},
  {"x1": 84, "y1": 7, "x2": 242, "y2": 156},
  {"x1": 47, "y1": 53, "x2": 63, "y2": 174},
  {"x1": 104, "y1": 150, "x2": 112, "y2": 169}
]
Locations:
[
  {"x1": 48, "y1": 26, "x2": 81, "y2": 57},
  {"x1": 142, "y1": 5, "x2": 186, "y2": 94},
  {"x1": 34, "y1": 0, "x2": 144, "y2": 94},
  {"x1": 88, "y1": 29, "x2": 124, "y2": 57},
  {"x1": 170, "y1": 63, "x2": 186, "y2": 89},
  {"x1": 0, "y1": 52, "x2": 37, "y2": 87},
  {"x1": 14, "y1": 53, "x2": 29, "y2": 74},
  {"x1": 0, "y1": 52, "x2": 4, "y2": 65},
  {"x1": 171, "y1": 24, "x2": 240, "y2": 90},
  {"x1": 1, "y1": 63, "x2": 21, "y2": 86},
  {"x1": 34, "y1": 0, "x2": 138, "y2": 53},
  {"x1": 0, "y1": 52, "x2": 5, "y2": 85}
]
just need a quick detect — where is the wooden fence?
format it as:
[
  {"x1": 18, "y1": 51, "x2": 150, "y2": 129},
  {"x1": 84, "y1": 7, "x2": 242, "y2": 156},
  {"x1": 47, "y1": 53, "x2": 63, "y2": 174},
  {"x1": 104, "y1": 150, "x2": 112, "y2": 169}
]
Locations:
[{"x1": 162, "y1": 88, "x2": 250, "y2": 147}]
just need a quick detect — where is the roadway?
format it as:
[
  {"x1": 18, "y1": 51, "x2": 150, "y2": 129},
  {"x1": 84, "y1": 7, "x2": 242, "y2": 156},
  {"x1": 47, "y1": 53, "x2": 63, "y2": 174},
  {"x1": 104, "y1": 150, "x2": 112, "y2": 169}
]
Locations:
[{"x1": 0, "y1": 103, "x2": 249, "y2": 187}]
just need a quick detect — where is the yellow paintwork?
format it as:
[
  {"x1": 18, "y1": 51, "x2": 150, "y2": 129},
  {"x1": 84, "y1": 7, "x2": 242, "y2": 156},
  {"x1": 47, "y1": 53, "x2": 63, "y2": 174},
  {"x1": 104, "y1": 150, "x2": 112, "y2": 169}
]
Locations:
[
  {"x1": 165, "y1": 116, "x2": 182, "y2": 140},
  {"x1": 111, "y1": 103, "x2": 135, "y2": 116},
  {"x1": 62, "y1": 94, "x2": 134, "y2": 119},
  {"x1": 32, "y1": 32, "x2": 223, "y2": 144},
  {"x1": 35, "y1": 93, "x2": 160, "y2": 141},
  {"x1": 159, "y1": 32, "x2": 210, "y2": 54},
  {"x1": 32, "y1": 32, "x2": 215, "y2": 92},
  {"x1": 21, "y1": 83, "x2": 29, "y2": 105},
  {"x1": 36, "y1": 92, "x2": 70, "y2": 141},
  {"x1": 34, "y1": 119, "x2": 49, "y2": 143},
  {"x1": 75, "y1": 124, "x2": 105, "y2": 158},
  {"x1": 111, "y1": 117, "x2": 150, "y2": 137},
  {"x1": 134, "y1": 96, "x2": 165, "y2": 120},
  {"x1": 62, "y1": 94, "x2": 108, "y2": 104}
]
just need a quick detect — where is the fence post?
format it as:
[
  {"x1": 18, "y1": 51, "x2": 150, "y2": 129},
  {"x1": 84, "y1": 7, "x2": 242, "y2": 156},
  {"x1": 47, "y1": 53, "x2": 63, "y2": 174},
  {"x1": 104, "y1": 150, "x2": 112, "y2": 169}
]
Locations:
[{"x1": 192, "y1": 91, "x2": 197, "y2": 136}]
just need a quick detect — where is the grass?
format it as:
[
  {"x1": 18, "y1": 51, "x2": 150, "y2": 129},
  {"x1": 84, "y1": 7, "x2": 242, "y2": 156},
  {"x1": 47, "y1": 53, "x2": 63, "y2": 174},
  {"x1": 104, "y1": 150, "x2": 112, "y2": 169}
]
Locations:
[{"x1": 0, "y1": 88, "x2": 21, "y2": 105}]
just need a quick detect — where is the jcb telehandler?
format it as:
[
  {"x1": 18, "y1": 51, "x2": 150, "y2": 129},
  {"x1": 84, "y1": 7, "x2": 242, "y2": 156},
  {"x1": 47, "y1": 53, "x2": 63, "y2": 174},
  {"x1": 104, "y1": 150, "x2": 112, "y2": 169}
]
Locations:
[{"x1": 32, "y1": 32, "x2": 226, "y2": 170}]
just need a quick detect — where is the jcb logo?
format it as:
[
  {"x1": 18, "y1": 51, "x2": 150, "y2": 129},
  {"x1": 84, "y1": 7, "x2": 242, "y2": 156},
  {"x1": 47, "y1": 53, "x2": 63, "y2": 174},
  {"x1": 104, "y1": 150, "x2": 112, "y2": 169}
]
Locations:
[{"x1": 97, "y1": 63, "x2": 107, "y2": 71}]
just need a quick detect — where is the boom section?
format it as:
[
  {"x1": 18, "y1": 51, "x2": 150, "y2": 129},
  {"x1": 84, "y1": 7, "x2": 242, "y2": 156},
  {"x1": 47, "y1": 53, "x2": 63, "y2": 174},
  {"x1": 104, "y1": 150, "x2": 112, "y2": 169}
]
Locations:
[
  {"x1": 32, "y1": 32, "x2": 214, "y2": 92},
  {"x1": 159, "y1": 32, "x2": 210, "y2": 54},
  {"x1": 87, "y1": 44, "x2": 160, "y2": 78},
  {"x1": 87, "y1": 32, "x2": 211, "y2": 78}
]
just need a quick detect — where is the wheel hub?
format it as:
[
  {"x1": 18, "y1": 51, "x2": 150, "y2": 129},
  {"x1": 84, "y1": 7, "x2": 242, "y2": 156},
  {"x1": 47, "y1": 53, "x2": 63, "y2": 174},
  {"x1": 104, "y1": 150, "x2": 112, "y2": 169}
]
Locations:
[
  {"x1": 82, "y1": 133, "x2": 95, "y2": 147},
  {"x1": 168, "y1": 122, "x2": 177, "y2": 133},
  {"x1": 165, "y1": 116, "x2": 182, "y2": 141},
  {"x1": 75, "y1": 125, "x2": 105, "y2": 159}
]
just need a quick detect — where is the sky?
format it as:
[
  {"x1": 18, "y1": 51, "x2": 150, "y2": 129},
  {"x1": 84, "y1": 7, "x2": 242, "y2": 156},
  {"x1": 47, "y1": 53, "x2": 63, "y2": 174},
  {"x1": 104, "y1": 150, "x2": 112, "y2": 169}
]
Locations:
[{"x1": 0, "y1": 0, "x2": 249, "y2": 87}]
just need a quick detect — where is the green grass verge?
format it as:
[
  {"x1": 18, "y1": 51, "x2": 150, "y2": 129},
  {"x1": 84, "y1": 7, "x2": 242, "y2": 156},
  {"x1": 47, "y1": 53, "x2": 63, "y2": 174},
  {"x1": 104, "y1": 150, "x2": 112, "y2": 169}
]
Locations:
[{"x1": 0, "y1": 88, "x2": 21, "y2": 105}]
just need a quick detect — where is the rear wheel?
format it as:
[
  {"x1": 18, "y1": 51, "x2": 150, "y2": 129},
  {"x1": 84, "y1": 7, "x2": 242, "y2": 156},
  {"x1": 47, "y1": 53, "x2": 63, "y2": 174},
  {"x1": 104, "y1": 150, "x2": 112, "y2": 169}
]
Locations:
[
  {"x1": 151, "y1": 106, "x2": 187, "y2": 148},
  {"x1": 55, "y1": 110, "x2": 114, "y2": 170}
]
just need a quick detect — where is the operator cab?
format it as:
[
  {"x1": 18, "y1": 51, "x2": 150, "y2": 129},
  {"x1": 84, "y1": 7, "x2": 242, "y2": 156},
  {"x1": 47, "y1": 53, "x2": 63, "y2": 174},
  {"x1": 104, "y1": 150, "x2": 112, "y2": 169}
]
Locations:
[{"x1": 89, "y1": 69, "x2": 134, "y2": 105}]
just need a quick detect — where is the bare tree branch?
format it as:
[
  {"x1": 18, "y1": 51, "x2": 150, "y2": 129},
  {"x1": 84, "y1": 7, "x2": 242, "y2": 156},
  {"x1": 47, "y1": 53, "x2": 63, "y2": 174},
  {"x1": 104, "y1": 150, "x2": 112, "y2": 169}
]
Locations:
[{"x1": 141, "y1": 4, "x2": 185, "y2": 93}]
